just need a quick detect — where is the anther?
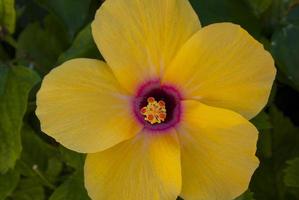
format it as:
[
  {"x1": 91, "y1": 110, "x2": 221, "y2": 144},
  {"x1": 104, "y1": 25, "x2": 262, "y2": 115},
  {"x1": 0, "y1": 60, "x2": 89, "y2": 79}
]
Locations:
[{"x1": 140, "y1": 97, "x2": 167, "y2": 124}]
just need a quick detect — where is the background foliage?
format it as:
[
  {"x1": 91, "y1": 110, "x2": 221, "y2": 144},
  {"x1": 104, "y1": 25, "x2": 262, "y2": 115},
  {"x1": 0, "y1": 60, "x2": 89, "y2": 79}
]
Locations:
[{"x1": 0, "y1": 0, "x2": 299, "y2": 199}]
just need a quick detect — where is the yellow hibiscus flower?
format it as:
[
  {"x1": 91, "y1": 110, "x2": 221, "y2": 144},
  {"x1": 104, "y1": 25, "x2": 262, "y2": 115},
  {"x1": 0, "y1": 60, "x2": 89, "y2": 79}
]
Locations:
[{"x1": 36, "y1": 0, "x2": 276, "y2": 199}]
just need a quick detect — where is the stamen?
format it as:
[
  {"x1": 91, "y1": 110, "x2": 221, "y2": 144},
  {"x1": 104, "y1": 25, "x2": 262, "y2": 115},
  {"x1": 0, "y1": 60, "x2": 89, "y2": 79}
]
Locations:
[{"x1": 140, "y1": 97, "x2": 167, "y2": 124}]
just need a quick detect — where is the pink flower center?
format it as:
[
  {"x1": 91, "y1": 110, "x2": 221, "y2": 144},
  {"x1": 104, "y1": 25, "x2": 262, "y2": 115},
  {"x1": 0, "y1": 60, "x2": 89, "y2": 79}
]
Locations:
[{"x1": 133, "y1": 80, "x2": 182, "y2": 132}]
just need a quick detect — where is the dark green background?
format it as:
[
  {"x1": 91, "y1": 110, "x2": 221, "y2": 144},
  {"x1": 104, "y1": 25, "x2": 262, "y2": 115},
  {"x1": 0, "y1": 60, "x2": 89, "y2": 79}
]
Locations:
[{"x1": 1, "y1": 0, "x2": 299, "y2": 199}]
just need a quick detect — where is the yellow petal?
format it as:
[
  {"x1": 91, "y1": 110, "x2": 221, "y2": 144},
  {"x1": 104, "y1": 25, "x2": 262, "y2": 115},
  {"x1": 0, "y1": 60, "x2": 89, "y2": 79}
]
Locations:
[
  {"x1": 36, "y1": 59, "x2": 142, "y2": 153},
  {"x1": 178, "y1": 100, "x2": 259, "y2": 200},
  {"x1": 92, "y1": 0, "x2": 201, "y2": 93},
  {"x1": 163, "y1": 23, "x2": 276, "y2": 119},
  {"x1": 84, "y1": 129, "x2": 181, "y2": 200}
]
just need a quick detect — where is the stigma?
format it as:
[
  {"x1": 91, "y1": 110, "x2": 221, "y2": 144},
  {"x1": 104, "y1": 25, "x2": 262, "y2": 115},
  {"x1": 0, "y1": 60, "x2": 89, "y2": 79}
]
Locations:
[{"x1": 140, "y1": 97, "x2": 166, "y2": 124}]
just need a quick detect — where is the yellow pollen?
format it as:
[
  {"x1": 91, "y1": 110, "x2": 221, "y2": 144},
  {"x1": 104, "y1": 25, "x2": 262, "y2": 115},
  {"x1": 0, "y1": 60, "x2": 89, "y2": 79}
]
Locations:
[{"x1": 140, "y1": 97, "x2": 167, "y2": 124}]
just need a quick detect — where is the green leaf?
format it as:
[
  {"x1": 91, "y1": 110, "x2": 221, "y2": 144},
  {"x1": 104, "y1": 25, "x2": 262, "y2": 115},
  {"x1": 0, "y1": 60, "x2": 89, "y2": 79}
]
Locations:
[
  {"x1": 50, "y1": 145, "x2": 87, "y2": 199},
  {"x1": 11, "y1": 178, "x2": 45, "y2": 200},
  {"x1": 287, "y1": 6, "x2": 299, "y2": 25},
  {"x1": 271, "y1": 25, "x2": 299, "y2": 91},
  {"x1": 251, "y1": 111, "x2": 272, "y2": 130},
  {"x1": 49, "y1": 171, "x2": 90, "y2": 200},
  {"x1": 189, "y1": 0, "x2": 261, "y2": 36},
  {"x1": 251, "y1": 112, "x2": 273, "y2": 158},
  {"x1": 58, "y1": 24, "x2": 101, "y2": 64},
  {"x1": 17, "y1": 15, "x2": 69, "y2": 75},
  {"x1": 0, "y1": 169, "x2": 20, "y2": 200},
  {"x1": 0, "y1": 65, "x2": 8, "y2": 95},
  {"x1": 0, "y1": 65, "x2": 40, "y2": 173},
  {"x1": 250, "y1": 107, "x2": 299, "y2": 199},
  {"x1": 250, "y1": 161, "x2": 281, "y2": 200},
  {"x1": 270, "y1": 6, "x2": 299, "y2": 91},
  {"x1": 284, "y1": 157, "x2": 299, "y2": 187},
  {"x1": 34, "y1": 0, "x2": 92, "y2": 38},
  {"x1": 20, "y1": 125, "x2": 59, "y2": 173},
  {"x1": 45, "y1": 157, "x2": 63, "y2": 183},
  {"x1": 270, "y1": 106, "x2": 299, "y2": 157},
  {"x1": 0, "y1": 0, "x2": 16, "y2": 33},
  {"x1": 243, "y1": 0, "x2": 272, "y2": 16},
  {"x1": 256, "y1": 129, "x2": 272, "y2": 159},
  {"x1": 0, "y1": 44, "x2": 9, "y2": 61},
  {"x1": 235, "y1": 190, "x2": 255, "y2": 200},
  {"x1": 260, "y1": 0, "x2": 294, "y2": 36},
  {"x1": 19, "y1": 124, "x2": 61, "y2": 188},
  {"x1": 59, "y1": 146, "x2": 85, "y2": 170}
]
